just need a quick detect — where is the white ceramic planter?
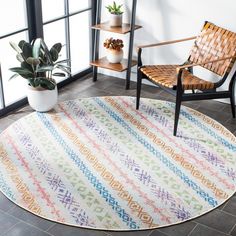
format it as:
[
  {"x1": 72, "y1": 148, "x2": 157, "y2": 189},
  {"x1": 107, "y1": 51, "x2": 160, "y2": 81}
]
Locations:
[
  {"x1": 106, "y1": 49, "x2": 123, "y2": 63},
  {"x1": 27, "y1": 85, "x2": 58, "y2": 112},
  {"x1": 109, "y1": 14, "x2": 122, "y2": 27}
]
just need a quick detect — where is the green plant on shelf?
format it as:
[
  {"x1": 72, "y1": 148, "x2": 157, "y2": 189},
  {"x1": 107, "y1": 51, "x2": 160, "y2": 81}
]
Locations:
[{"x1": 106, "y1": 1, "x2": 123, "y2": 15}]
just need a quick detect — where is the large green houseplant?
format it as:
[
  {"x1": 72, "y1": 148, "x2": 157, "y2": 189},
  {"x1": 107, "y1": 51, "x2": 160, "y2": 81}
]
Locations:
[
  {"x1": 9, "y1": 38, "x2": 70, "y2": 112},
  {"x1": 9, "y1": 38, "x2": 70, "y2": 90}
]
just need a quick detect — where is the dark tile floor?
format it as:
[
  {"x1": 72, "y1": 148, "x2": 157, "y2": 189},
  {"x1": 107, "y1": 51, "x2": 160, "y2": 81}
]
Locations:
[{"x1": 0, "y1": 74, "x2": 236, "y2": 236}]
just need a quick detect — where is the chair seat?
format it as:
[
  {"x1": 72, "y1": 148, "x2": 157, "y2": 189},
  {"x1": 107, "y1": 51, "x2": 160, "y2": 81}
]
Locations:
[{"x1": 140, "y1": 65, "x2": 215, "y2": 90}]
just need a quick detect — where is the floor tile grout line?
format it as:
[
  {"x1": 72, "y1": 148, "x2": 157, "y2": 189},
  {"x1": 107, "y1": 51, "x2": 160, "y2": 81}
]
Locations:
[
  {"x1": 219, "y1": 207, "x2": 236, "y2": 217},
  {"x1": 6, "y1": 205, "x2": 16, "y2": 213},
  {"x1": 45, "y1": 222, "x2": 57, "y2": 233},
  {"x1": 0, "y1": 221, "x2": 20, "y2": 236},
  {"x1": 217, "y1": 207, "x2": 236, "y2": 218},
  {"x1": 0, "y1": 208, "x2": 54, "y2": 235},
  {"x1": 187, "y1": 223, "x2": 199, "y2": 236},
  {"x1": 228, "y1": 223, "x2": 236, "y2": 235},
  {"x1": 148, "y1": 230, "x2": 155, "y2": 236},
  {"x1": 149, "y1": 229, "x2": 169, "y2": 236},
  {"x1": 104, "y1": 232, "x2": 112, "y2": 236},
  {"x1": 196, "y1": 222, "x2": 231, "y2": 235}
]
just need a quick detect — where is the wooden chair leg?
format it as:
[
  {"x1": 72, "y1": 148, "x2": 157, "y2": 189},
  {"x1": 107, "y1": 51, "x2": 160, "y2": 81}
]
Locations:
[
  {"x1": 173, "y1": 89, "x2": 183, "y2": 136},
  {"x1": 136, "y1": 70, "x2": 142, "y2": 110}
]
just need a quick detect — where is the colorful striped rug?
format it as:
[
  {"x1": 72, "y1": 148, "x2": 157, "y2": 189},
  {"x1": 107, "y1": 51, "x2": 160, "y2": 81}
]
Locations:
[{"x1": 0, "y1": 96, "x2": 235, "y2": 231}]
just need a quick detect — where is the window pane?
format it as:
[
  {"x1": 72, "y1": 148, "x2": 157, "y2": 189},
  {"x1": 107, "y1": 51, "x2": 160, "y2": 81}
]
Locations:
[
  {"x1": 42, "y1": 0, "x2": 65, "y2": 22},
  {"x1": 69, "y1": 0, "x2": 91, "y2": 13},
  {"x1": 0, "y1": 0, "x2": 27, "y2": 35},
  {"x1": 43, "y1": 20, "x2": 68, "y2": 83},
  {"x1": 70, "y1": 12, "x2": 90, "y2": 74},
  {"x1": 0, "y1": 32, "x2": 29, "y2": 106}
]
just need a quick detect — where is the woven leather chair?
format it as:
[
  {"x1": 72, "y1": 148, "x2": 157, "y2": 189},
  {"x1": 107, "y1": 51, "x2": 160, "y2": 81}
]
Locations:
[{"x1": 136, "y1": 21, "x2": 236, "y2": 136}]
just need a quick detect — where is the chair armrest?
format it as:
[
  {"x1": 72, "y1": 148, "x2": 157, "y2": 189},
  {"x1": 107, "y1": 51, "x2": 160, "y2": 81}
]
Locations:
[
  {"x1": 176, "y1": 55, "x2": 236, "y2": 73},
  {"x1": 137, "y1": 36, "x2": 197, "y2": 67},
  {"x1": 137, "y1": 36, "x2": 197, "y2": 50}
]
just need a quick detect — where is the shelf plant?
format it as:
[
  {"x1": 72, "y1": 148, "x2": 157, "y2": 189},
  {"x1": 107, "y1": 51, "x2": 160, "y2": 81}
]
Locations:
[
  {"x1": 104, "y1": 37, "x2": 124, "y2": 63},
  {"x1": 106, "y1": 1, "x2": 123, "y2": 15},
  {"x1": 103, "y1": 37, "x2": 124, "y2": 51},
  {"x1": 105, "y1": 1, "x2": 123, "y2": 27}
]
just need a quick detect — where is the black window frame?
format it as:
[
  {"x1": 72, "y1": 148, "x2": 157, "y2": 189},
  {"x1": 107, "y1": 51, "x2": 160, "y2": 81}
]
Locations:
[{"x1": 0, "y1": 0, "x2": 96, "y2": 117}]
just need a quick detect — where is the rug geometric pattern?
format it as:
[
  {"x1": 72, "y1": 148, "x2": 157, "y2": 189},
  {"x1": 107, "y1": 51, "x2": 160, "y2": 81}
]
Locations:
[{"x1": 0, "y1": 96, "x2": 235, "y2": 230}]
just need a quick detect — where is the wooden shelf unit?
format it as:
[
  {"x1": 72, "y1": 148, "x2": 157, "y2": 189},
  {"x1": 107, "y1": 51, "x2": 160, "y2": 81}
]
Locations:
[
  {"x1": 90, "y1": 57, "x2": 137, "y2": 72},
  {"x1": 91, "y1": 0, "x2": 140, "y2": 89},
  {"x1": 91, "y1": 22, "x2": 142, "y2": 34}
]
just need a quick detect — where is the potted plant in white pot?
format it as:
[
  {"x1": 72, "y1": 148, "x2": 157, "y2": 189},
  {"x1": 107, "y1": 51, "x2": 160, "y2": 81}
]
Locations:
[
  {"x1": 106, "y1": 1, "x2": 123, "y2": 27},
  {"x1": 9, "y1": 38, "x2": 70, "y2": 112},
  {"x1": 104, "y1": 37, "x2": 124, "y2": 63}
]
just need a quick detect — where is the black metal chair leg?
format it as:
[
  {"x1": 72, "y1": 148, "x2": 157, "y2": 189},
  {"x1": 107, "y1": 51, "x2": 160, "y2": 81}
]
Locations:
[
  {"x1": 229, "y1": 78, "x2": 236, "y2": 118},
  {"x1": 136, "y1": 69, "x2": 142, "y2": 110},
  {"x1": 173, "y1": 89, "x2": 183, "y2": 136},
  {"x1": 230, "y1": 91, "x2": 236, "y2": 118}
]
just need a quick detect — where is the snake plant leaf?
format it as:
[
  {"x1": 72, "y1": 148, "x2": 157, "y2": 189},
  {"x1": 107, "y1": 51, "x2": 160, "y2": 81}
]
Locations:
[
  {"x1": 106, "y1": 1, "x2": 123, "y2": 14},
  {"x1": 9, "y1": 41, "x2": 22, "y2": 54}
]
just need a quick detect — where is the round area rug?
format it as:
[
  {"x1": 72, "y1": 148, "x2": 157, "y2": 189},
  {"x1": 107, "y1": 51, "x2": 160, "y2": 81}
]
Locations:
[{"x1": 0, "y1": 96, "x2": 236, "y2": 231}]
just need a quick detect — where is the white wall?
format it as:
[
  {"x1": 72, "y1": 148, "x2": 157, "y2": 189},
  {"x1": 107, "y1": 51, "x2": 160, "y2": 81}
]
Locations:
[{"x1": 99, "y1": 0, "x2": 236, "y2": 103}]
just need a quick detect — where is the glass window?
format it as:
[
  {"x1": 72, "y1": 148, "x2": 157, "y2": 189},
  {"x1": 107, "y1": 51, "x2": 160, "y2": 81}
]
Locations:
[
  {"x1": 0, "y1": 0, "x2": 27, "y2": 36},
  {"x1": 0, "y1": 0, "x2": 93, "y2": 115},
  {"x1": 43, "y1": 20, "x2": 67, "y2": 83},
  {"x1": 42, "y1": 0, "x2": 65, "y2": 22},
  {"x1": 69, "y1": 0, "x2": 91, "y2": 13},
  {"x1": 70, "y1": 11, "x2": 91, "y2": 74},
  {"x1": 0, "y1": 32, "x2": 29, "y2": 106}
]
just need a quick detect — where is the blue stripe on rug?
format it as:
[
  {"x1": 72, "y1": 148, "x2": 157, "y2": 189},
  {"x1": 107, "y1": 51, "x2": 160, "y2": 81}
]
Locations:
[
  {"x1": 94, "y1": 97, "x2": 218, "y2": 207},
  {"x1": 37, "y1": 112, "x2": 139, "y2": 230}
]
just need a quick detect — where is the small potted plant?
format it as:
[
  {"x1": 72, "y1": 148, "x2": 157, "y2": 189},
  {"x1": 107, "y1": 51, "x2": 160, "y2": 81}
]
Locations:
[
  {"x1": 9, "y1": 38, "x2": 70, "y2": 112},
  {"x1": 106, "y1": 1, "x2": 123, "y2": 27},
  {"x1": 104, "y1": 37, "x2": 124, "y2": 63}
]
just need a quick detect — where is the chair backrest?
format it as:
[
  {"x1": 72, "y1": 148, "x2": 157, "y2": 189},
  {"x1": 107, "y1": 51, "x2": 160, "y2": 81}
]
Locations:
[{"x1": 189, "y1": 21, "x2": 236, "y2": 76}]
